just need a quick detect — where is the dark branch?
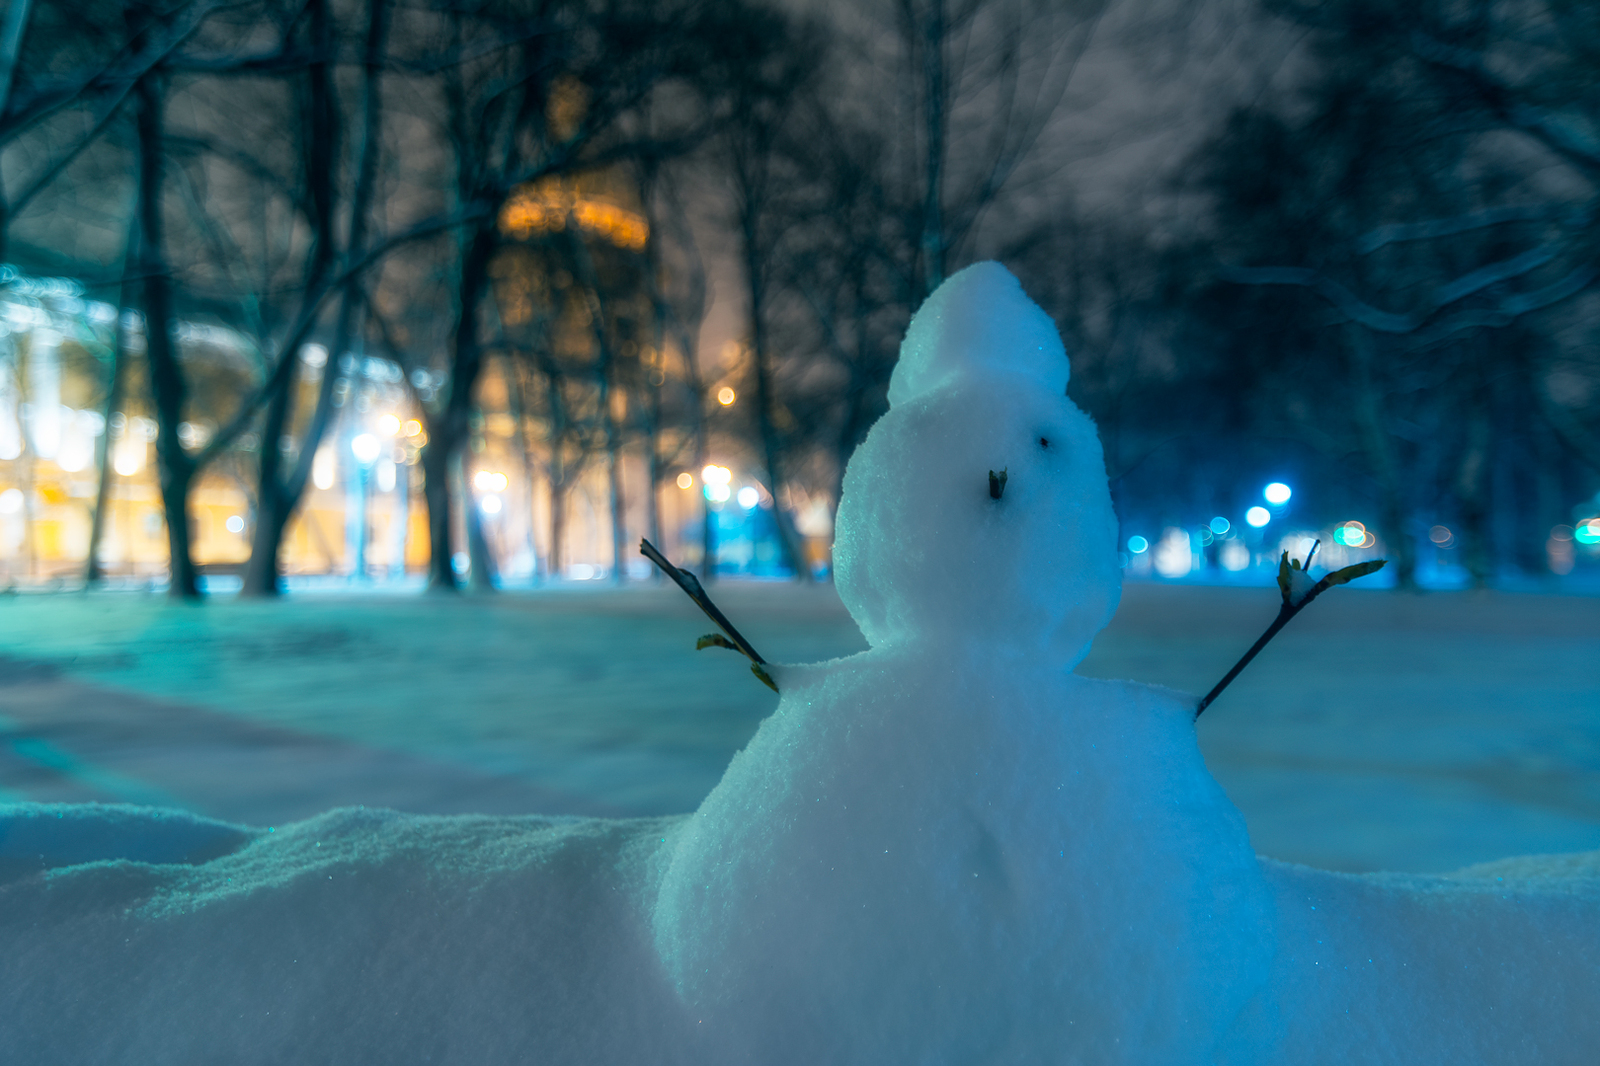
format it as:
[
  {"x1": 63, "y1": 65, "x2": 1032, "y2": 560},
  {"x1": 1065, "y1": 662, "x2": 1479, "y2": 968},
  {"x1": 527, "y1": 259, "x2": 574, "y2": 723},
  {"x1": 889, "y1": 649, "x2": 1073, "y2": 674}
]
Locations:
[
  {"x1": 1194, "y1": 550, "x2": 1385, "y2": 720},
  {"x1": 640, "y1": 538, "x2": 777, "y2": 693}
]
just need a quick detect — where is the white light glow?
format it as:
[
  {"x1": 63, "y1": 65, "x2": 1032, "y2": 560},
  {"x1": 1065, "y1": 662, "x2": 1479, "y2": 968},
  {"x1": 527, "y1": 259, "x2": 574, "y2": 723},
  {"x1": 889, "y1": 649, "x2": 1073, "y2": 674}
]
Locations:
[
  {"x1": 702, "y1": 464, "x2": 732, "y2": 486},
  {"x1": 0, "y1": 488, "x2": 22, "y2": 514},
  {"x1": 351, "y1": 433, "x2": 380, "y2": 464},
  {"x1": 473, "y1": 470, "x2": 509, "y2": 493},
  {"x1": 112, "y1": 437, "x2": 145, "y2": 477},
  {"x1": 676, "y1": 472, "x2": 693, "y2": 489},
  {"x1": 377, "y1": 414, "x2": 401, "y2": 436},
  {"x1": 312, "y1": 447, "x2": 336, "y2": 490},
  {"x1": 1153, "y1": 527, "x2": 1193, "y2": 579},
  {"x1": 705, "y1": 483, "x2": 730, "y2": 503},
  {"x1": 737, "y1": 486, "x2": 760, "y2": 509},
  {"x1": 1263, "y1": 482, "x2": 1292, "y2": 505},
  {"x1": 1245, "y1": 506, "x2": 1271, "y2": 528},
  {"x1": 225, "y1": 515, "x2": 245, "y2": 534},
  {"x1": 481, "y1": 494, "x2": 502, "y2": 514},
  {"x1": 376, "y1": 458, "x2": 396, "y2": 493}
]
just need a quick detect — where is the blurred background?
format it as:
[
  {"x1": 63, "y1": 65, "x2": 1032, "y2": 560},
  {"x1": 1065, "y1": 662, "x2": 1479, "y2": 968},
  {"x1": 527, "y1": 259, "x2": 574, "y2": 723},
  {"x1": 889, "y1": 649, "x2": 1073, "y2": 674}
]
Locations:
[{"x1": 0, "y1": 0, "x2": 1595, "y2": 873}]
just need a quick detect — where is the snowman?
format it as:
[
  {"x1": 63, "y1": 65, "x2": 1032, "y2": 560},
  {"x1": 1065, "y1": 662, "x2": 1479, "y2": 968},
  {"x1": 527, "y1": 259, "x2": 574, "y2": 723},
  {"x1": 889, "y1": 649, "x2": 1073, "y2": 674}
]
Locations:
[
  {"x1": 652, "y1": 261, "x2": 1277, "y2": 1064},
  {"x1": 652, "y1": 262, "x2": 1600, "y2": 1064}
]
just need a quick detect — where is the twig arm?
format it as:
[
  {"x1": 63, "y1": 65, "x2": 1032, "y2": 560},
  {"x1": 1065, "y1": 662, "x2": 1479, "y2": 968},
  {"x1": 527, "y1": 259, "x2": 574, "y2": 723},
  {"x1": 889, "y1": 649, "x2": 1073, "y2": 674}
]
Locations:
[
  {"x1": 1194, "y1": 553, "x2": 1387, "y2": 721},
  {"x1": 640, "y1": 538, "x2": 778, "y2": 693},
  {"x1": 1194, "y1": 604, "x2": 1293, "y2": 719}
]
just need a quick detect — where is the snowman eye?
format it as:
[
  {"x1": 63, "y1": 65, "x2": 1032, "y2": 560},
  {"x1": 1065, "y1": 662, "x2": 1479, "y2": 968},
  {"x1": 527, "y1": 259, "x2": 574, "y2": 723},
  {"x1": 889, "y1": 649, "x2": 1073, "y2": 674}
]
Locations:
[{"x1": 1039, "y1": 437, "x2": 1050, "y2": 449}]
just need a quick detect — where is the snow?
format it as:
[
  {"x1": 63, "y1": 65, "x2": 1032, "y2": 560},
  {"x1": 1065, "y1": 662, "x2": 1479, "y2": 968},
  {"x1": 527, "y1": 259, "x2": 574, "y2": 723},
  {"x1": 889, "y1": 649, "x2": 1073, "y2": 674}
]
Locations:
[
  {"x1": 833, "y1": 262, "x2": 1121, "y2": 662},
  {"x1": 2, "y1": 262, "x2": 1598, "y2": 1061},
  {"x1": 1, "y1": 805, "x2": 691, "y2": 1064}
]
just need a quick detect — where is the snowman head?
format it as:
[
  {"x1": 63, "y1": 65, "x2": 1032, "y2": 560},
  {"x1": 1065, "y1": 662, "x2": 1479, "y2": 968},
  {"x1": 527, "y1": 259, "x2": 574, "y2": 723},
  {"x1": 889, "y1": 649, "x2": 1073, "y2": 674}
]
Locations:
[{"x1": 832, "y1": 262, "x2": 1120, "y2": 666}]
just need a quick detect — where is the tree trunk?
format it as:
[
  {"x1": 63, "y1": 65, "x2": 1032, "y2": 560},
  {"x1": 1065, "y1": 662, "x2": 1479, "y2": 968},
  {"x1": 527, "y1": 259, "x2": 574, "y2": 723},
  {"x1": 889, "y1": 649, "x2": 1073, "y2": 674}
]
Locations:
[
  {"x1": 85, "y1": 243, "x2": 133, "y2": 587},
  {"x1": 548, "y1": 477, "x2": 567, "y2": 577},
  {"x1": 422, "y1": 427, "x2": 457, "y2": 591},
  {"x1": 424, "y1": 221, "x2": 497, "y2": 591},
  {"x1": 919, "y1": 0, "x2": 946, "y2": 299},
  {"x1": 740, "y1": 214, "x2": 809, "y2": 581},
  {"x1": 135, "y1": 72, "x2": 199, "y2": 599},
  {"x1": 540, "y1": 355, "x2": 569, "y2": 578},
  {"x1": 465, "y1": 505, "x2": 497, "y2": 589},
  {"x1": 564, "y1": 232, "x2": 629, "y2": 583},
  {"x1": 1348, "y1": 327, "x2": 1414, "y2": 589},
  {"x1": 242, "y1": 0, "x2": 388, "y2": 598},
  {"x1": 464, "y1": 425, "x2": 498, "y2": 591},
  {"x1": 607, "y1": 444, "x2": 625, "y2": 583},
  {"x1": 1455, "y1": 358, "x2": 1493, "y2": 589},
  {"x1": 0, "y1": 0, "x2": 33, "y2": 267}
]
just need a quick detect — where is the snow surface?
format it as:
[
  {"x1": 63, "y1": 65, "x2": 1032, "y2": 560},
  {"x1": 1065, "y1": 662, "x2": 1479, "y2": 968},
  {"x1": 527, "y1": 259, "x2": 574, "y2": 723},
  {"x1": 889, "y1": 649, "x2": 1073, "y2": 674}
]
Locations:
[{"x1": 2, "y1": 262, "x2": 1598, "y2": 1062}]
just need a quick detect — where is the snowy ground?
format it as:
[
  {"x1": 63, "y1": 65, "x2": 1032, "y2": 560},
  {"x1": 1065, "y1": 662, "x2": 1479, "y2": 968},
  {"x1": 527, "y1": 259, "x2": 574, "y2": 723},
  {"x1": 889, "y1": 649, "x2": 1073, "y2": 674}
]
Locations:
[{"x1": 0, "y1": 579, "x2": 1593, "y2": 873}]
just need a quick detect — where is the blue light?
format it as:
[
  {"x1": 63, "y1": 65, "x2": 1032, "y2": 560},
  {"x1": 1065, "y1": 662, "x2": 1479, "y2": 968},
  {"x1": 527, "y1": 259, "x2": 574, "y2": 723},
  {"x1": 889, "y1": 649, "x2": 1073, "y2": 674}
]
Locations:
[
  {"x1": 1263, "y1": 482, "x2": 1292, "y2": 505},
  {"x1": 1209, "y1": 516, "x2": 1230, "y2": 535},
  {"x1": 1245, "y1": 506, "x2": 1271, "y2": 528},
  {"x1": 1127, "y1": 535, "x2": 1149, "y2": 554}
]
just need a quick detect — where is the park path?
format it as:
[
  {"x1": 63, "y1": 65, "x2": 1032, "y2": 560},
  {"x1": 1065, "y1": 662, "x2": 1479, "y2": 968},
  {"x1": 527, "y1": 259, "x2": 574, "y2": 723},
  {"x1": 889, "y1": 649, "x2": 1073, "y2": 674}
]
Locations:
[{"x1": 0, "y1": 655, "x2": 620, "y2": 825}]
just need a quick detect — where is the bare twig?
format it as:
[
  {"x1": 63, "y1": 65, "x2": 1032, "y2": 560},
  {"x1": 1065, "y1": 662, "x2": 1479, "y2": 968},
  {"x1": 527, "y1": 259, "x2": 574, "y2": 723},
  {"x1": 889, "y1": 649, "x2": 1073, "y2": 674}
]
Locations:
[
  {"x1": 639, "y1": 538, "x2": 778, "y2": 693},
  {"x1": 1193, "y1": 546, "x2": 1386, "y2": 720}
]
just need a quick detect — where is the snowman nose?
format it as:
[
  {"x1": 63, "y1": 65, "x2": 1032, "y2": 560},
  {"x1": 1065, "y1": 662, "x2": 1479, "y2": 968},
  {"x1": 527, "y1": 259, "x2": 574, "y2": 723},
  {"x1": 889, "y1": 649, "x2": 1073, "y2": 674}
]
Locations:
[{"x1": 988, "y1": 468, "x2": 1008, "y2": 499}]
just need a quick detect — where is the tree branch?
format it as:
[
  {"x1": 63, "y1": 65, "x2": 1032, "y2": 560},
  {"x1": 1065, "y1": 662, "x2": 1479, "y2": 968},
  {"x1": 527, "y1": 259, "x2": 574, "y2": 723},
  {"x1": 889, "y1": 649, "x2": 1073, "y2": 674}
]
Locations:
[{"x1": 639, "y1": 538, "x2": 777, "y2": 692}]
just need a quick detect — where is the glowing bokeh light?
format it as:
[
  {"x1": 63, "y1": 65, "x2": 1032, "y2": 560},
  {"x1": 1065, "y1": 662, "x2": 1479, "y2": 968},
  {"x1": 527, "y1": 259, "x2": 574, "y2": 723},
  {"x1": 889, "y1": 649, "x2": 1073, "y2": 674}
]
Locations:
[
  {"x1": 402, "y1": 419, "x2": 423, "y2": 437},
  {"x1": 112, "y1": 438, "x2": 145, "y2": 477},
  {"x1": 481, "y1": 494, "x2": 502, "y2": 515},
  {"x1": 351, "y1": 433, "x2": 380, "y2": 464},
  {"x1": 1127, "y1": 535, "x2": 1149, "y2": 554},
  {"x1": 312, "y1": 448, "x2": 336, "y2": 490},
  {"x1": 1576, "y1": 519, "x2": 1600, "y2": 545},
  {"x1": 1245, "y1": 506, "x2": 1271, "y2": 528},
  {"x1": 737, "y1": 486, "x2": 760, "y2": 509},
  {"x1": 225, "y1": 515, "x2": 245, "y2": 534},
  {"x1": 1153, "y1": 527, "x2": 1192, "y2": 578},
  {"x1": 702, "y1": 465, "x2": 732, "y2": 486},
  {"x1": 716, "y1": 387, "x2": 736, "y2": 406},
  {"x1": 1209, "y1": 516, "x2": 1230, "y2": 535},
  {"x1": 1263, "y1": 482, "x2": 1292, "y2": 505},
  {"x1": 376, "y1": 414, "x2": 401, "y2": 436},
  {"x1": 0, "y1": 488, "x2": 23, "y2": 514},
  {"x1": 1429, "y1": 524, "x2": 1454, "y2": 547},
  {"x1": 473, "y1": 470, "x2": 509, "y2": 493},
  {"x1": 1334, "y1": 521, "x2": 1367, "y2": 546},
  {"x1": 676, "y1": 472, "x2": 693, "y2": 489},
  {"x1": 705, "y1": 483, "x2": 731, "y2": 503}
]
